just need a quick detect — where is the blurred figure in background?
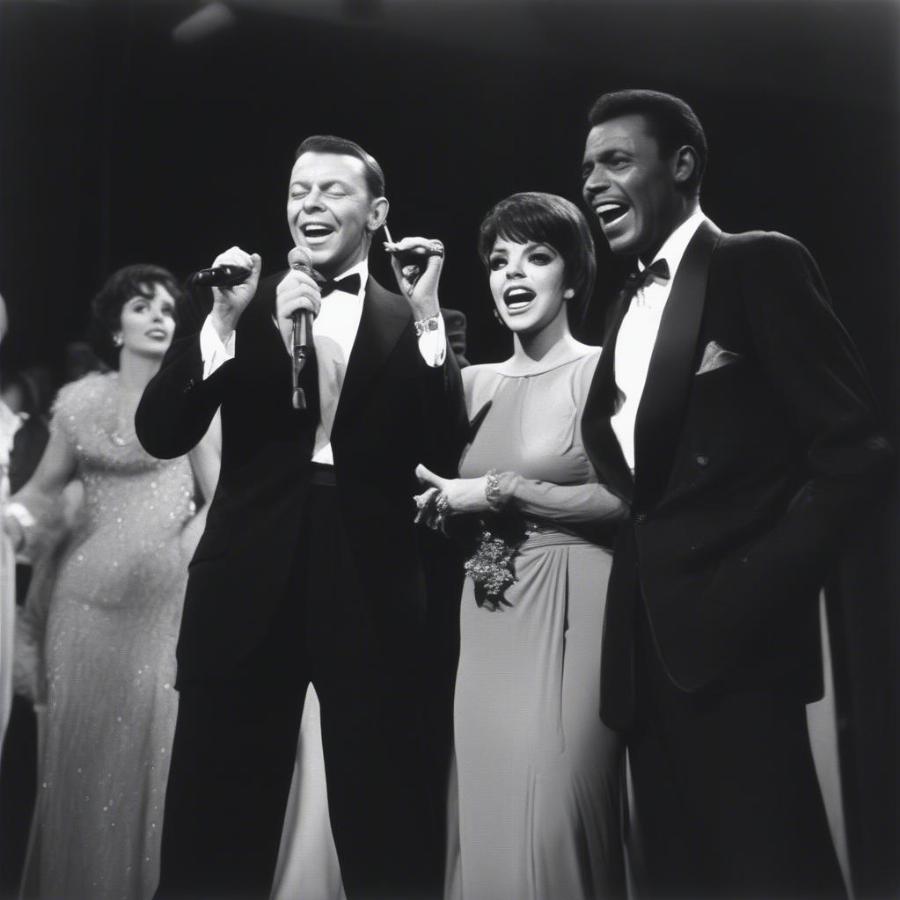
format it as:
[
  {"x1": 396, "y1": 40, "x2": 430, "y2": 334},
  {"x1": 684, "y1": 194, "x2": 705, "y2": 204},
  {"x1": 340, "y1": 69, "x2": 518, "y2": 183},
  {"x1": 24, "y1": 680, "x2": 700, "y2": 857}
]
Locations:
[
  {"x1": 0, "y1": 291, "x2": 20, "y2": 760},
  {"x1": 0, "y1": 346, "x2": 52, "y2": 899},
  {"x1": 60, "y1": 340, "x2": 106, "y2": 384},
  {"x1": 4, "y1": 265, "x2": 218, "y2": 900},
  {"x1": 0, "y1": 322, "x2": 106, "y2": 898}
]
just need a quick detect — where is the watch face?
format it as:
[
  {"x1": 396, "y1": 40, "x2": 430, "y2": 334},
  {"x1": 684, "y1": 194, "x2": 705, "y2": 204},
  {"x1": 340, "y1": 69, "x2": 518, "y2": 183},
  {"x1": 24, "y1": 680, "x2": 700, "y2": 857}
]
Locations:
[{"x1": 415, "y1": 315, "x2": 441, "y2": 337}]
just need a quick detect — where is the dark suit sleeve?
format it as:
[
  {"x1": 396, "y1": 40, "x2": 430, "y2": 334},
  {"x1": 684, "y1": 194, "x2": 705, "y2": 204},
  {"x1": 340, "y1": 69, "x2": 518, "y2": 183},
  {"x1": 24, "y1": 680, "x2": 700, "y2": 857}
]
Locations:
[
  {"x1": 714, "y1": 234, "x2": 892, "y2": 602},
  {"x1": 135, "y1": 320, "x2": 232, "y2": 460}
]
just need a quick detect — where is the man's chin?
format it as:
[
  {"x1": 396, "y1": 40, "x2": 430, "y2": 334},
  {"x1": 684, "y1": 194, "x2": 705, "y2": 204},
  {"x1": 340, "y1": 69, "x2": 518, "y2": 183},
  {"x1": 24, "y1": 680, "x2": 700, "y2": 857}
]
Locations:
[
  {"x1": 305, "y1": 247, "x2": 340, "y2": 275},
  {"x1": 603, "y1": 231, "x2": 638, "y2": 257}
]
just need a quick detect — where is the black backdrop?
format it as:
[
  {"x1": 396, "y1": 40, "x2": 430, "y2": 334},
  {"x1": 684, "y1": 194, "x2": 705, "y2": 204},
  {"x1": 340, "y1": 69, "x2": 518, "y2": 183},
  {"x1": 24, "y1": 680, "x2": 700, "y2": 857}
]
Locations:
[{"x1": 1, "y1": 0, "x2": 898, "y2": 896}]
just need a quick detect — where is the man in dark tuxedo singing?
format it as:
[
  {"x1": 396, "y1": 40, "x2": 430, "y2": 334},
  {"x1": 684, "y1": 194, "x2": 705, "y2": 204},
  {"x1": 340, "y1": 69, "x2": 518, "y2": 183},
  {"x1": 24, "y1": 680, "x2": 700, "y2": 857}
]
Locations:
[
  {"x1": 580, "y1": 90, "x2": 892, "y2": 899},
  {"x1": 136, "y1": 135, "x2": 467, "y2": 899}
]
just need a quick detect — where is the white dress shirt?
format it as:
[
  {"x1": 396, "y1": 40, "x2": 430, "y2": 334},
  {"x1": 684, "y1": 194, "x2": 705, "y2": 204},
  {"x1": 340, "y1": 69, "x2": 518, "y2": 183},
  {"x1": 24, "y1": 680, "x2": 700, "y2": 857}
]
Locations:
[
  {"x1": 611, "y1": 208, "x2": 707, "y2": 471},
  {"x1": 200, "y1": 258, "x2": 447, "y2": 466}
]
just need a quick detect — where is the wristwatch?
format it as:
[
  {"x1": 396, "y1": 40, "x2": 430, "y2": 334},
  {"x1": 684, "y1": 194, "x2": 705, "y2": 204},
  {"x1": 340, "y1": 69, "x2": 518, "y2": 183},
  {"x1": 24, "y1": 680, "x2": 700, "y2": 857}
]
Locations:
[{"x1": 414, "y1": 314, "x2": 441, "y2": 337}]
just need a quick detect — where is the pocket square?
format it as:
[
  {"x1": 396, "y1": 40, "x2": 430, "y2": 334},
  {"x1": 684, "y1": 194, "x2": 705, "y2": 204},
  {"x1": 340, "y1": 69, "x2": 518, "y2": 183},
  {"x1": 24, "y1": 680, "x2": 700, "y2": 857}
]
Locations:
[{"x1": 696, "y1": 340, "x2": 742, "y2": 375}]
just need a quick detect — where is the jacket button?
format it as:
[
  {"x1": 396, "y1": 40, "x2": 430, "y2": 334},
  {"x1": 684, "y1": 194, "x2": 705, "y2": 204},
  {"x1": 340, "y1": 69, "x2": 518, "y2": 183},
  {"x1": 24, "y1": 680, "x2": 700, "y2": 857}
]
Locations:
[
  {"x1": 695, "y1": 454, "x2": 709, "y2": 467},
  {"x1": 635, "y1": 512, "x2": 647, "y2": 524},
  {"x1": 183, "y1": 378, "x2": 196, "y2": 394}
]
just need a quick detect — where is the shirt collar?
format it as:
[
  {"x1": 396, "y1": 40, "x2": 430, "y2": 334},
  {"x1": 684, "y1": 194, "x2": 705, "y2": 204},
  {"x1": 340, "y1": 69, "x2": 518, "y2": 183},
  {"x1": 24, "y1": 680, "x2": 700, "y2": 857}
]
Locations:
[{"x1": 638, "y1": 207, "x2": 707, "y2": 280}]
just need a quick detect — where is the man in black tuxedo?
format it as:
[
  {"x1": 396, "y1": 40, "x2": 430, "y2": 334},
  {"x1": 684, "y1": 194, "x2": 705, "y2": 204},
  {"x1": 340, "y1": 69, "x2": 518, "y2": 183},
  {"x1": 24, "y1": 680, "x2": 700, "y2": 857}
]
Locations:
[
  {"x1": 580, "y1": 90, "x2": 892, "y2": 899},
  {"x1": 136, "y1": 135, "x2": 466, "y2": 899}
]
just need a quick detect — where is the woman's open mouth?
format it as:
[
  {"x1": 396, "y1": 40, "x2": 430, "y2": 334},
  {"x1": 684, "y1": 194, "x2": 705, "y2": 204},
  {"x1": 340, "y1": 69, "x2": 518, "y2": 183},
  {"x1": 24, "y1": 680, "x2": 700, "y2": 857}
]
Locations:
[{"x1": 503, "y1": 286, "x2": 536, "y2": 312}]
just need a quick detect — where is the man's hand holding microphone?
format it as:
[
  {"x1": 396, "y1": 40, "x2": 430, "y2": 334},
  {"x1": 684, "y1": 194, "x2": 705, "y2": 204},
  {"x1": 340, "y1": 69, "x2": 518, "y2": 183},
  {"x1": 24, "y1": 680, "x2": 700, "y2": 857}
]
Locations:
[
  {"x1": 203, "y1": 245, "x2": 322, "y2": 356},
  {"x1": 207, "y1": 246, "x2": 262, "y2": 343}
]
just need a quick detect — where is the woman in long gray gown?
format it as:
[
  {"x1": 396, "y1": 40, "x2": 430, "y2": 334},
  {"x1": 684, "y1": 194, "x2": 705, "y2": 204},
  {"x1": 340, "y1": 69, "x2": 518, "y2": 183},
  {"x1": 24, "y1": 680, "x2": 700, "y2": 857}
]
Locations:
[
  {"x1": 5, "y1": 266, "x2": 218, "y2": 900},
  {"x1": 416, "y1": 193, "x2": 627, "y2": 900}
]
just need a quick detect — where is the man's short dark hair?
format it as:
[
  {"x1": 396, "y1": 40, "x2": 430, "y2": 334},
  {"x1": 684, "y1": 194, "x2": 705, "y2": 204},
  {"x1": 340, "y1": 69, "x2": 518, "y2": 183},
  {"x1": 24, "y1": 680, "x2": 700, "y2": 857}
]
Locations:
[
  {"x1": 588, "y1": 89, "x2": 708, "y2": 191},
  {"x1": 295, "y1": 135, "x2": 386, "y2": 198},
  {"x1": 478, "y1": 192, "x2": 597, "y2": 329}
]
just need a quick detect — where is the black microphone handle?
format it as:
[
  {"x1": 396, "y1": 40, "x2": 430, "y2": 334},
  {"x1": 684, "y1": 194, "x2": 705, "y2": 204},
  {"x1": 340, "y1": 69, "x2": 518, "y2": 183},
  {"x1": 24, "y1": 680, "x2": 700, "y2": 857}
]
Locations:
[
  {"x1": 189, "y1": 264, "x2": 251, "y2": 288},
  {"x1": 290, "y1": 308, "x2": 314, "y2": 410},
  {"x1": 287, "y1": 247, "x2": 319, "y2": 410},
  {"x1": 292, "y1": 308, "x2": 313, "y2": 350}
]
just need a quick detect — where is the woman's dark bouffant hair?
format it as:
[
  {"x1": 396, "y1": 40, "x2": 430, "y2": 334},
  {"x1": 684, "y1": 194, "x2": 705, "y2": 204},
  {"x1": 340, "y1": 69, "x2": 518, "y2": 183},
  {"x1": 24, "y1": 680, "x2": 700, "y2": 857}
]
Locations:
[
  {"x1": 477, "y1": 192, "x2": 597, "y2": 328},
  {"x1": 89, "y1": 264, "x2": 183, "y2": 369}
]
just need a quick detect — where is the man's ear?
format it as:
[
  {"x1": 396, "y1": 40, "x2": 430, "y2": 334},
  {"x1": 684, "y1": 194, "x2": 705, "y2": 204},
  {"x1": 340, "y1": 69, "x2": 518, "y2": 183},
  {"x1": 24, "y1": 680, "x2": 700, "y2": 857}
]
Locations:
[
  {"x1": 672, "y1": 145, "x2": 697, "y2": 187},
  {"x1": 367, "y1": 196, "x2": 389, "y2": 232}
]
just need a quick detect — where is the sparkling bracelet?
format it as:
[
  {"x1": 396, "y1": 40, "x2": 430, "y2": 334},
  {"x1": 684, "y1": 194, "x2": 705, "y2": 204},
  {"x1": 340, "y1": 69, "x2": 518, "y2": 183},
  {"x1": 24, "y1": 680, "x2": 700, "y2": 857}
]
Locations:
[
  {"x1": 484, "y1": 470, "x2": 504, "y2": 511},
  {"x1": 433, "y1": 491, "x2": 450, "y2": 530},
  {"x1": 414, "y1": 314, "x2": 441, "y2": 337}
]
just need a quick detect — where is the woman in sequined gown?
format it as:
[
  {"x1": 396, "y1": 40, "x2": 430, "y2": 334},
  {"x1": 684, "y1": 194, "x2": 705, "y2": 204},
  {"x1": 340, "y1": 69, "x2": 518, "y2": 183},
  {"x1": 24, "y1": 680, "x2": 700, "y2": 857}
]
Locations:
[
  {"x1": 4, "y1": 266, "x2": 219, "y2": 900},
  {"x1": 415, "y1": 194, "x2": 628, "y2": 900}
]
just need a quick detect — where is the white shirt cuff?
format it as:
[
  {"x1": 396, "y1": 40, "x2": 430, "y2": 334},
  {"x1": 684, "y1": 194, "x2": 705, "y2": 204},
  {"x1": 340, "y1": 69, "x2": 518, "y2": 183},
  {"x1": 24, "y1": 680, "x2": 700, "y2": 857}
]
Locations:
[
  {"x1": 200, "y1": 315, "x2": 236, "y2": 379},
  {"x1": 4, "y1": 502, "x2": 35, "y2": 532},
  {"x1": 4, "y1": 501, "x2": 35, "y2": 561},
  {"x1": 417, "y1": 315, "x2": 447, "y2": 368}
]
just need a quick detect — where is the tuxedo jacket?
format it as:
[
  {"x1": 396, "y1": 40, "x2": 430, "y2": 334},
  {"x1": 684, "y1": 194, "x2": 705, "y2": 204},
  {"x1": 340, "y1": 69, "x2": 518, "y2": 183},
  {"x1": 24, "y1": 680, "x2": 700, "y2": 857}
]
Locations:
[
  {"x1": 136, "y1": 272, "x2": 467, "y2": 685},
  {"x1": 583, "y1": 221, "x2": 893, "y2": 729}
]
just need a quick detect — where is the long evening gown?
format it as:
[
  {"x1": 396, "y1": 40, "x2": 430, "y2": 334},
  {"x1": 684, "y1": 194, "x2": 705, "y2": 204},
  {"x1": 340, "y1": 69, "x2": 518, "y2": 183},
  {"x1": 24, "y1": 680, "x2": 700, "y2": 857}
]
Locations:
[
  {"x1": 448, "y1": 346, "x2": 625, "y2": 900},
  {"x1": 18, "y1": 373, "x2": 197, "y2": 900}
]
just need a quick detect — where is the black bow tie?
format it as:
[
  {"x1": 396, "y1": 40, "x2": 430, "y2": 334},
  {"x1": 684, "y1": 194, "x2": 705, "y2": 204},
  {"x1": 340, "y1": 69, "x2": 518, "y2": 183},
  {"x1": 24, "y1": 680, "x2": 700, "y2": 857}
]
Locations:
[
  {"x1": 320, "y1": 273, "x2": 362, "y2": 297},
  {"x1": 622, "y1": 258, "x2": 670, "y2": 299}
]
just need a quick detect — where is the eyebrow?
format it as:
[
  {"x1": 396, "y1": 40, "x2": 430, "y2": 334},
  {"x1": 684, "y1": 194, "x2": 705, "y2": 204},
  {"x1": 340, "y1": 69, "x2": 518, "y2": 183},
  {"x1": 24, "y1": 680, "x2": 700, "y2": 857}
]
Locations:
[
  {"x1": 584, "y1": 145, "x2": 632, "y2": 162},
  {"x1": 491, "y1": 241, "x2": 556, "y2": 254}
]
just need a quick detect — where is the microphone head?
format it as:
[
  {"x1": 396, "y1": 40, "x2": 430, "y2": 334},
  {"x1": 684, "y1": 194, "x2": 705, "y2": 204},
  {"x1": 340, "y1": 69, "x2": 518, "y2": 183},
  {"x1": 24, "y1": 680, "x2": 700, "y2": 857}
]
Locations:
[{"x1": 288, "y1": 245, "x2": 314, "y2": 273}]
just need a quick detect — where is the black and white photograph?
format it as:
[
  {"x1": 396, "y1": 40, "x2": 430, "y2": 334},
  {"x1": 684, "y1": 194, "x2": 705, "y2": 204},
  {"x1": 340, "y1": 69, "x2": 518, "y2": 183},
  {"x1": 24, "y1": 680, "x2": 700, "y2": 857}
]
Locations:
[{"x1": 0, "y1": 1, "x2": 898, "y2": 898}]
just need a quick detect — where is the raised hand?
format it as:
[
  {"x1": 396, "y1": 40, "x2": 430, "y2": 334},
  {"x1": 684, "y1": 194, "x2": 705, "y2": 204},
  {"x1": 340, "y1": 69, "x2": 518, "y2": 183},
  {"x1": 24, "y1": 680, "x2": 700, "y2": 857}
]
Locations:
[
  {"x1": 209, "y1": 246, "x2": 262, "y2": 341},
  {"x1": 383, "y1": 236, "x2": 445, "y2": 321}
]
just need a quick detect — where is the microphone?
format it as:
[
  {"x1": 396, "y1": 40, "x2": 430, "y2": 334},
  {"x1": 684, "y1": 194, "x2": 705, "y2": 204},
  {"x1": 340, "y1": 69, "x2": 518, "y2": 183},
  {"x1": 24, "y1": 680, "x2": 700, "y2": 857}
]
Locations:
[
  {"x1": 188, "y1": 264, "x2": 251, "y2": 288},
  {"x1": 287, "y1": 246, "x2": 320, "y2": 410}
]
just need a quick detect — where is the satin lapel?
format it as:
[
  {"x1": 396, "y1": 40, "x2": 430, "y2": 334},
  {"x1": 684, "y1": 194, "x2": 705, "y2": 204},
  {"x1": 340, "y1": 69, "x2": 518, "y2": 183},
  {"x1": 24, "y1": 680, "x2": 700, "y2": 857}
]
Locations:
[
  {"x1": 582, "y1": 292, "x2": 634, "y2": 504},
  {"x1": 332, "y1": 277, "x2": 410, "y2": 437},
  {"x1": 633, "y1": 220, "x2": 721, "y2": 508}
]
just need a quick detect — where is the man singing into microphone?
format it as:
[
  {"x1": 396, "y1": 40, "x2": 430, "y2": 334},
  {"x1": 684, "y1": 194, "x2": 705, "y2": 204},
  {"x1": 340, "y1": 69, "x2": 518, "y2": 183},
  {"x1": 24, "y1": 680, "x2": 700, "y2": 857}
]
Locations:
[{"x1": 136, "y1": 135, "x2": 467, "y2": 900}]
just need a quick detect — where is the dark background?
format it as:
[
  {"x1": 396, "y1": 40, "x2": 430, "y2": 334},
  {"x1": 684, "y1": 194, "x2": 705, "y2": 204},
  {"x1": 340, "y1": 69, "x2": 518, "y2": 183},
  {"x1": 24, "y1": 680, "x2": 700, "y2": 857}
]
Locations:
[{"x1": 1, "y1": 0, "x2": 898, "y2": 896}]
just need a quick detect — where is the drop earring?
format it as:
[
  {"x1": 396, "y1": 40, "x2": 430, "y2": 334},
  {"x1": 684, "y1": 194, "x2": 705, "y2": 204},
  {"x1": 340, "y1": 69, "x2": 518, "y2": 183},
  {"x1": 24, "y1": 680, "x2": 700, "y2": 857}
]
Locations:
[{"x1": 113, "y1": 333, "x2": 124, "y2": 348}]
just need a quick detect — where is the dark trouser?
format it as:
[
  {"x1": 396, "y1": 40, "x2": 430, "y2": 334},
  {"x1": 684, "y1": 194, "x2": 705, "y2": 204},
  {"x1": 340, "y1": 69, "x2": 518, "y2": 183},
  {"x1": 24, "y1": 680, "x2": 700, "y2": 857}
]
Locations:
[
  {"x1": 156, "y1": 478, "x2": 442, "y2": 900},
  {"x1": 0, "y1": 696, "x2": 37, "y2": 898},
  {"x1": 628, "y1": 601, "x2": 847, "y2": 900}
]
